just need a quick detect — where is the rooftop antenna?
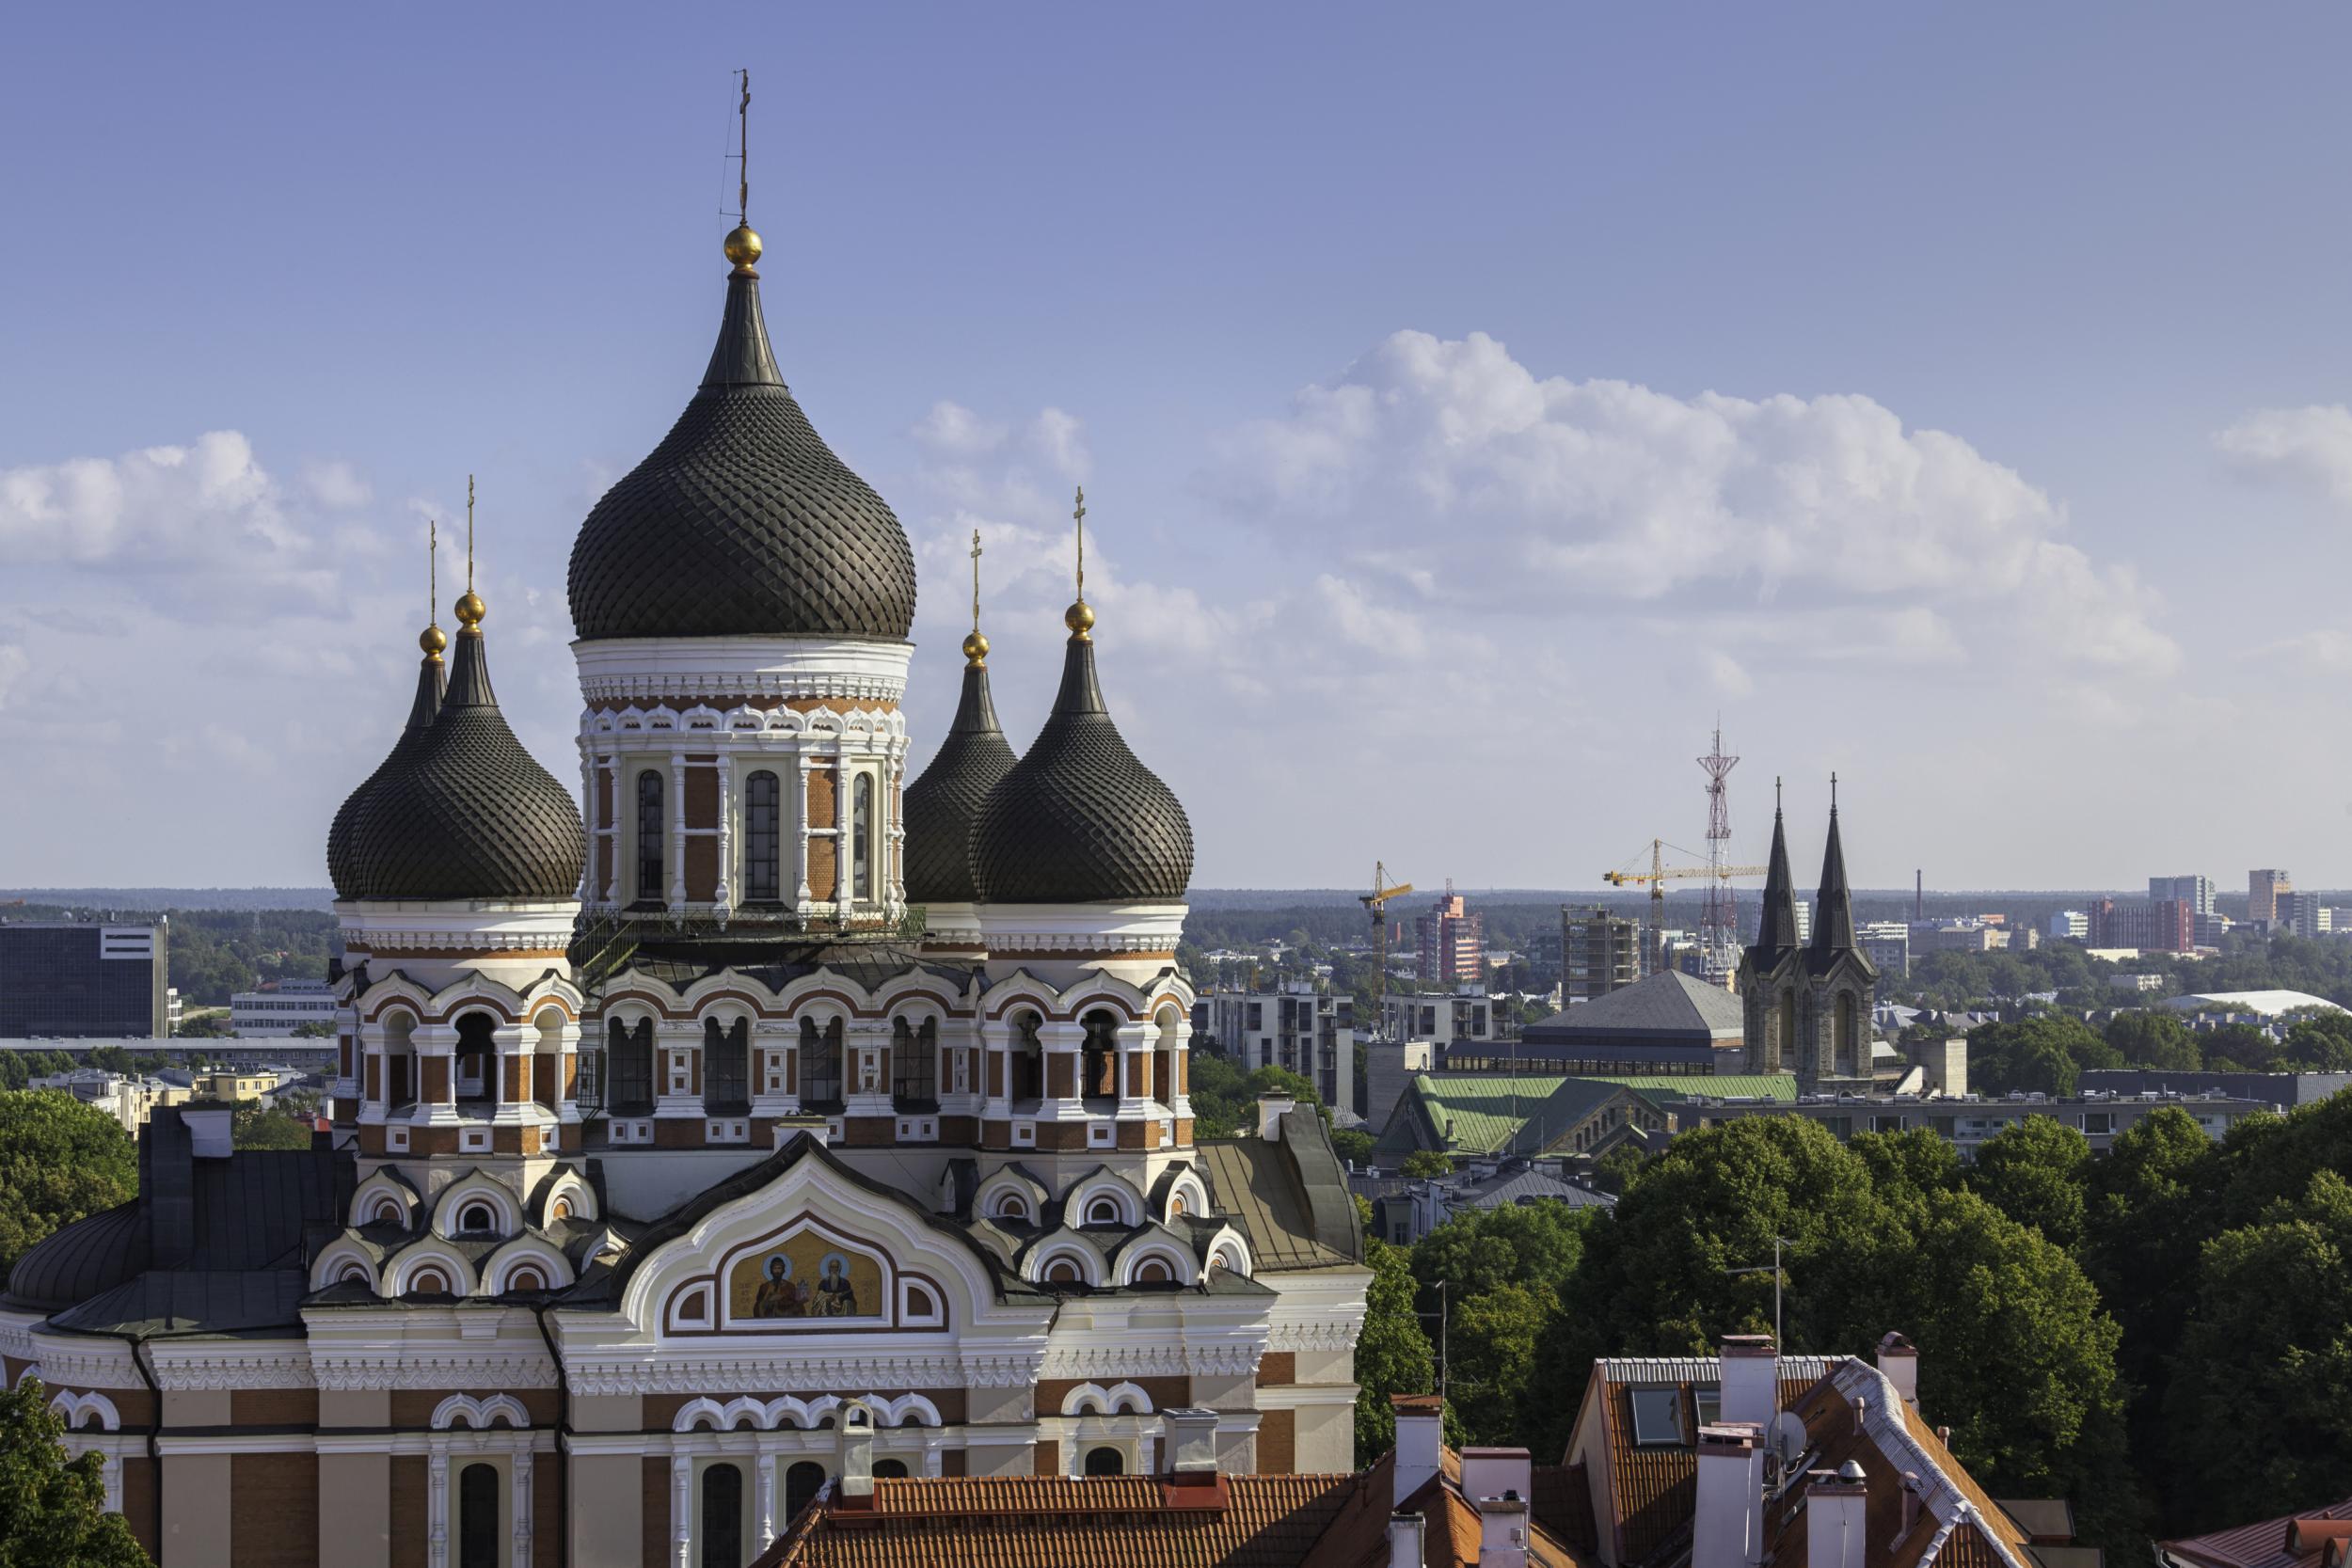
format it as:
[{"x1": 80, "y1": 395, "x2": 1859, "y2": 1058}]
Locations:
[{"x1": 1726, "y1": 1235, "x2": 1790, "y2": 1409}]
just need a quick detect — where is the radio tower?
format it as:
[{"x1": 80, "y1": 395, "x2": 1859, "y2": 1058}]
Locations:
[{"x1": 1698, "y1": 724, "x2": 1740, "y2": 988}]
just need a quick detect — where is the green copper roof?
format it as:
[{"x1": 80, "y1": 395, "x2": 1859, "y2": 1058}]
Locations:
[{"x1": 1375, "y1": 1070, "x2": 1799, "y2": 1156}]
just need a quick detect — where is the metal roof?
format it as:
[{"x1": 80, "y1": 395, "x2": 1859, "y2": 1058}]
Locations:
[{"x1": 902, "y1": 661, "x2": 1016, "y2": 905}]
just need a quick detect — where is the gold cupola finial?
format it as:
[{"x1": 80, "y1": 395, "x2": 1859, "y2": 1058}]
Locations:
[
  {"x1": 1063, "y1": 485, "x2": 1094, "y2": 641},
  {"x1": 453, "y1": 475, "x2": 486, "y2": 628},
  {"x1": 723, "y1": 68, "x2": 762, "y2": 276},
  {"x1": 419, "y1": 517, "x2": 448, "y2": 660},
  {"x1": 962, "y1": 528, "x2": 990, "y2": 667}
]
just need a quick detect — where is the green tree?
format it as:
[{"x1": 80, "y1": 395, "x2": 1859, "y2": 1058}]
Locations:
[
  {"x1": 2200, "y1": 1021, "x2": 2280, "y2": 1071},
  {"x1": 1444, "y1": 1281, "x2": 1557, "y2": 1446},
  {"x1": 84, "y1": 1047, "x2": 135, "y2": 1075},
  {"x1": 288, "y1": 1020, "x2": 336, "y2": 1039},
  {"x1": 231, "y1": 1103, "x2": 314, "y2": 1150},
  {"x1": 1352, "y1": 1239, "x2": 1437, "y2": 1460},
  {"x1": 1410, "y1": 1200, "x2": 1592, "y2": 1299},
  {"x1": 2166, "y1": 1170, "x2": 2352, "y2": 1530},
  {"x1": 1329, "y1": 1128, "x2": 1375, "y2": 1167},
  {"x1": 1590, "y1": 1142, "x2": 1645, "y2": 1196},
  {"x1": 0, "y1": 1094, "x2": 138, "y2": 1290},
  {"x1": 1848, "y1": 1128, "x2": 1960, "y2": 1208},
  {"x1": 1400, "y1": 1149, "x2": 1453, "y2": 1179},
  {"x1": 1968, "y1": 1016, "x2": 2120, "y2": 1097},
  {"x1": 1967, "y1": 1116, "x2": 2090, "y2": 1251},
  {"x1": 2283, "y1": 1019, "x2": 2352, "y2": 1070},
  {"x1": 2104, "y1": 1011, "x2": 2201, "y2": 1070},
  {"x1": 0, "y1": 1376, "x2": 149, "y2": 1566}
]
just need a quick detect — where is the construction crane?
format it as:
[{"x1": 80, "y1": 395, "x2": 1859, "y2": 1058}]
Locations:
[
  {"x1": 1360, "y1": 863, "x2": 1413, "y2": 1039},
  {"x1": 1604, "y1": 841, "x2": 1768, "y2": 980}
]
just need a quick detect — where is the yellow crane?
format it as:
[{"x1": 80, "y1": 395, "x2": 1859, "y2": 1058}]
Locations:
[
  {"x1": 1361, "y1": 864, "x2": 1414, "y2": 1037},
  {"x1": 1604, "y1": 841, "x2": 1769, "y2": 977}
]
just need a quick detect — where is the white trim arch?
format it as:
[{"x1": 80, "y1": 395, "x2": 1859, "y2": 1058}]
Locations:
[
  {"x1": 11, "y1": 1365, "x2": 40, "y2": 1390},
  {"x1": 1025, "y1": 1243, "x2": 1102, "y2": 1289},
  {"x1": 48, "y1": 1390, "x2": 119, "y2": 1432},
  {"x1": 1057, "y1": 973, "x2": 1151, "y2": 1022},
  {"x1": 1059, "y1": 1381, "x2": 1152, "y2": 1417},
  {"x1": 975, "y1": 1167, "x2": 1048, "y2": 1227},
  {"x1": 431, "y1": 1392, "x2": 531, "y2": 1430},
  {"x1": 484, "y1": 1236, "x2": 574, "y2": 1295},
  {"x1": 310, "y1": 1242, "x2": 381, "y2": 1293},
  {"x1": 1064, "y1": 1171, "x2": 1144, "y2": 1229},
  {"x1": 978, "y1": 972, "x2": 1061, "y2": 1022},
  {"x1": 1157, "y1": 1169, "x2": 1210, "y2": 1225},
  {"x1": 387, "y1": 1241, "x2": 480, "y2": 1299},
  {"x1": 433, "y1": 1171, "x2": 524, "y2": 1242},
  {"x1": 352, "y1": 1169, "x2": 421, "y2": 1229},
  {"x1": 1115, "y1": 1241, "x2": 1197, "y2": 1288},
  {"x1": 1206, "y1": 1228, "x2": 1253, "y2": 1280},
  {"x1": 535, "y1": 1167, "x2": 597, "y2": 1227}
]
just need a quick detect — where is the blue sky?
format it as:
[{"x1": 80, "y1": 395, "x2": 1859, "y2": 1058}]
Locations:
[{"x1": 8, "y1": 4, "x2": 2352, "y2": 891}]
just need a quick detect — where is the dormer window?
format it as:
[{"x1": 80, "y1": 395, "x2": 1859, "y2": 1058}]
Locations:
[{"x1": 1629, "y1": 1386, "x2": 1686, "y2": 1446}]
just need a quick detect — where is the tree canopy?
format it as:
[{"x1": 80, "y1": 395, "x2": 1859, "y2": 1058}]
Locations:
[
  {"x1": 1967, "y1": 1016, "x2": 2121, "y2": 1097},
  {"x1": 0, "y1": 1094, "x2": 138, "y2": 1291},
  {"x1": 0, "y1": 1377, "x2": 149, "y2": 1566}
]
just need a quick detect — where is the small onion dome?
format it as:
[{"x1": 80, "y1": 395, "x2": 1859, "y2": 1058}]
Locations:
[
  {"x1": 326, "y1": 633, "x2": 446, "y2": 896},
  {"x1": 2, "y1": 1200, "x2": 148, "y2": 1312},
  {"x1": 970, "y1": 628, "x2": 1192, "y2": 903},
  {"x1": 337, "y1": 599, "x2": 585, "y2": 902},
  {"x1": 903, "y1": 659, "x2": 1017, "y2": 905},
  {"x1": 565, "y1": 232, "x2": 917, "y2": 643}
]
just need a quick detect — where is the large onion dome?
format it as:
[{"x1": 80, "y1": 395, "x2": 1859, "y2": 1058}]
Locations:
[
  {"x1": 566, "y1": 230, "x2": 918, "y2": 642},
  {"x1": 970, "y1": 618, "x2": 1192, "y2": 903},
  {"x1": 336, "y1": 602, "x2": 585, "y2": 902},
  {"x1": 903, "y1": 641, "x2": 1017, "y2": 905},
  {"x1": 326, "y1": 626, "x2": 446, "y2": 895},
  {"x1": 0, "y1": 1200, "x2": 147, "y2": 1313}
]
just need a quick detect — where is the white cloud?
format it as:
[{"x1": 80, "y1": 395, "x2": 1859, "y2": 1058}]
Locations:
[
  {"x1": 301, "y1": 459, "x2": 373, "y2": 511},
  {"x1": 1211, "y1": 330, "x2": 2177, "y2": 674},
  {"x1": 0, "y1": 431, "x2": 302, "y2": 568},
  {"x1": 0, "y1": 643, "x2": 27, "y2": 710},
  {"x1": 2215, "y1": 404, "x2": 2352, "y2": 508}
]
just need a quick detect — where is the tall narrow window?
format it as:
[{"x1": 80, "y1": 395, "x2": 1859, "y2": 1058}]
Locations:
[
  {"x1": 744, "y1": 770, "x2": 781, "y2": 903},
  {"x1": 705, "y1": 1019, "x2": 749, "y2": 1115},
  {"x1": 636, "y1": 770, "x2": 665, "y2": 903},
  {"x1": 700, "y1": 1463, "x2": 742, "y2": 1568},
  {"x1": 801, "y1": 1018, "x2": 842, "y2": 1110},
  {"x1": 784, "y1": 1462, "x2": 826, "y2": 1521},
  {"x1": 893, "y1": 1018, "x2": 937, "y2": 1106},
  {"x1": 850, "y1": 774, "x2": 874, "y2": 902},
  {"x1": 609, "y1": 1018, "x2": 654, "y2": 1116},
  {"x1": 457, "y1": 1464, "x2": 499, "y2": 1568}
]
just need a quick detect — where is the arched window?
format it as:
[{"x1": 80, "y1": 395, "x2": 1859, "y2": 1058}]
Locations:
[
  {"x1": 743, "y1": 770, "x2": 782, "y2": 904},
  {"x1": 1082, "y1": 1010, "x2": 1119, "y2": 1100},
  {"x1": 407, "y1": 1268, "x2": 451, "y2": 1299},
  {"x1": 991, "y1": 1194, "x2": 1031, "y2": 1224},
  {"x1": 892, "y1": 1018, "x2": 936, "y2": 1106},
  {"x1": 872, "y1": 1459, "x2": 909, "y2": 1480},
  {"x1": 339, "y1": 1263, "x2": 372, "y2": 1288},
  {"x1": 850, "y1": 774, "x2": 874, "y2": 902},
  {"x1": 784, "y1": 1462, "x2": 826, "y2": 1520},
  {"x1": 608, "y1": 1019, "x2": 655, "y2": 1116},
  {"x1": 1168, "y1": 1193, "x2": 1188, "y2": 1219},
  {"x1": 453, "y1": 1012, "x2": 496, "y2": 1103},
  {"x1": 1135, "y1": 1257, "x2": 1174, "y2": 1285},
  {"x1": 1044, "y1": 1257, "x2": 1083, "y2": 1286},
  {"x1": 700, "y1": 1463, "x2": 742, "y2": 1568},
  {"x1": 800, "y1": 1018, "x2": 842, "y2": 1110},
  {"x1": 457, "y1": 1202, "x2": 496, "y2": 1236},
  {"x1": 505, "y1": 1266, "x2": 546, "y2": 1293},
  {"x1": 550, "y1": 1196, "x2": 573, "y2": 1222},
  {"x1": 1084, "y1": 1447, "x2": 1125, "y2": 1477},
  {"x1": 385, "y1": 1012, "x2": 418, "y2": 1109},
  {"x1": 636, "y1": 770, "x2": 665, "y2": 903},
  {"x1": 457, "y1": 1463, "x2": 499, "y2": 1568},
  {"x1": 1086, "y1": 1197, "x2": 1121, "y2": 1227},
  {"x1": 705, "y1": 1018, "x2": 750, "y2": 1115},
  {"x1": 1012, "y1": 1012, "x2": 1043, "y2": 1102}
]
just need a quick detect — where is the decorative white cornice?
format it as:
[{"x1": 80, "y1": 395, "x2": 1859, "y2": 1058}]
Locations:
[
  {"x1": 1038, "y1": 1342, "x2": 1263, "y2": 1381},
  {"x1": 573, "y1": 636, "x2": 913, "y2": 707},
  {"x1": 311, "y1": 1354, "x2": 558, "y2": 1391},
  {"x1": 150, "y1": 1354, "x2": 317, "y2": 1391},
  {"x1": 560, "y1": 1349, "x2": 1041, "y2": 1396},
  {"x1": 1265, "y1": 1319, "x2": 1364, "y2": 1354}
]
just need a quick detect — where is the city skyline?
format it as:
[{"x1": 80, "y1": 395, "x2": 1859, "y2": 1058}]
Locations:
[{"x1": 9, "y1": 5, "x2": 2352, "y2": 888}]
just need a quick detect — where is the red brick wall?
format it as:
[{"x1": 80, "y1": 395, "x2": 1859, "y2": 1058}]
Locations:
[
  {"x1": 1257, "y1": 1409, "x2": 1296, "y2": 1473},
  {"x1": 231, "y1": 1452, "x2": 319, "y2": 1566},
  {"x1": 390, "y1": 1455, "x2": 427, "y2": 1568}
]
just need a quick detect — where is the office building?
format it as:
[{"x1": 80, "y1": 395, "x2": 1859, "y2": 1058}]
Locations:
[
  {"x1": 2150, "y1": 874, "x2": 2215, "y2": 915},
  {"x1": 1195, "y1": 981, "x2": 1354, "y2": 1112},
  {"x1": 2283, "y1": 891, "x2": 2332, "y2": 939},
  {"x1": 1380, "y1": 989, "x2": 1498, "y2": 1048},
  {"x1": 1414, "y1": 890, "x2": 1484, "y2": 984},
  {"x1": 25, "y1": 1069, "x2": 192, "y2": 1132},
  {"x1": 1857, "y1": 921, "x2": 1911, "y2": 985},
  {"x1": 1560, "y1": 905, "x2": 1640, "y2": 1003},
  {"x1": 2048, "y1": 909, "x2": 2089, "y2": 940},
  {"x1": 229, "y1": 978, "x2": 338, "y2": 1036},
  {"x1": 2250, "y1": 867, "x2": 2293, "y2": 924},
  {"x1": 0, "y1": 920, "x2": 169, "y2": 1038}
]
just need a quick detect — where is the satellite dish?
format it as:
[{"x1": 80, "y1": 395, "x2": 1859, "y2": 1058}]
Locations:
[{"x1": 1767, "y1": 1410, "x2": 1809, "y2": 1469}]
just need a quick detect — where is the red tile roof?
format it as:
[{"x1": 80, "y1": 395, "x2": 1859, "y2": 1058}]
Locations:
[{"x1": 2165, "y1": 1498, "x2": 2352, "y2": 1568}]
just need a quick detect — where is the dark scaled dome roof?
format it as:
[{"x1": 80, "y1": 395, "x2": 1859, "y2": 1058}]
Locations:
[
  {"x1": 970, "y1": 629, "x2": 1192, "y2": 904},
  {"x1": 566, "y1": 250, "x2": 918, "y2": 642},
  {"x1": 336, "y1": 617, "x2": 586, "y2": 902},
  {"x1": 903, "y1": 658, "x2": 1018, "y2": 905},
  {"x1": 326, "y1": 644, "x2": 444, "y2": 896},
  {"x1": 2, "y1": 1200, "x2": 147, "y2": 1313}
]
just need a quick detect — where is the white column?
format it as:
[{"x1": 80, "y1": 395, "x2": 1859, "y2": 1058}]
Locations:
[
  {"x1": 671, "y1": 1452, "x2": 694, "y2": 1568},
  {"x1": 755, "y1": 1451, "x2": 779, "y2": 1550},
  {"x1": 978, "y1": 1019, "x2": 1010, "y2": 1121},
  {"x1": 714, "y1": 762, "x2": 735, "y2": 921},
  {"x1": 512, "y1": 1448, "x2": 534, "y2": 1566},
  {"x1": 578, "y1": 741, "x2": 597, "y2": 903},
  {"x1": 599, "y1": 755, "x2": 619, "y2": 905},
  {"x1": 793, "y1": 757, "x2": 817, "y2": 908},
  {"x1": 101, "y1": 1453, "x2": 121, "y2": 1513},
  {"x1": 667, "y1": 754, "x2": 688, "y2": 911},
  {"x1": 427, "y1": 1449, "x2": 451, "y2": 1568}
]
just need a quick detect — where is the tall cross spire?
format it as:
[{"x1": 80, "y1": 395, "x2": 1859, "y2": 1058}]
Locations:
[
  {"x1": 737, "y1": 68, "x2": 751, "y2": 227},
  {"x1": 1064, "y1": 486, "x2": 1095, "y2": 642},
  {"x1": 454, "y1": 475, "x2": 486, "y2": 628},
  {"x1": 420, "y1": 518, "x2": 447, "y2": 662},
  {"x1": 962, "y1": 529, "x2": 990, "y2": 668}
]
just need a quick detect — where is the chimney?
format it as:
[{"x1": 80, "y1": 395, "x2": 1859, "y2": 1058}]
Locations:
[
  {"x1": 1388, "y1": 1513, "x2": 1425, "y2": 1568},
  {"x1": 1693, "y1": 1423, "x2": 1765, "y2": 1568},
  {"x1": 836, "y1": 1404, "x2": 876, "y2": 1510},
  {"x1": 1899, "y1": 1471, "x2": 1924, "y2": 1538},
  {"x1": 1163, "y1": 1407, "x2": 1220, "y2": 1485},
  {"x1": 1876, "y1": 1332, "x2": 1919, "y2": 1412},
  {"x1": 1805, "y1": 1464, "x2": 1868, "y2": 1568},
  {"x1": 1719, "y1": 1334, "x2": 1778, "y2": 1429},
  {"x1": 183, "y1": 1102, "x2": 233, "y2": 1159},
  {"x1": 1257, "y1": 1093, "x2": 1295, "y2": 1141},
  {"x1": 143, "y1": 1106, "x2": 196, "y2": 1268},
  {"x1": 1391, "y1": 1394, "x2": 1444, "y2": 1506},
  {"x1": 1461, "y1": 1447, "x2": 1533, "y2": 1568}
]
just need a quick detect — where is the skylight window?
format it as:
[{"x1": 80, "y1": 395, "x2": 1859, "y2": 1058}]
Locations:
[{"x1": 1629, "y1": 1387, "x2": 1685, "y2": 1446}]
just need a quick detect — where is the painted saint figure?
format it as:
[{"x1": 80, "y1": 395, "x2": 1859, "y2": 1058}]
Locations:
[
  {"x1": 815, "y1": 1254, "x2": 857, "y2": 1316},
  {"x1": 752, "y1": 1255, "x2": 802, "y2": 1318}
]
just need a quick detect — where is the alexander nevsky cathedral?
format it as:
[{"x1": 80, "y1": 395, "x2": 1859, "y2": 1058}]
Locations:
[{"x1": 0, "y1": 199, "x2": 1368, "y2": 1565}]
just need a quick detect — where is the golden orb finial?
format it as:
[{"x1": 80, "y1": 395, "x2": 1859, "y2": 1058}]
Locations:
[
  {"x1": 962, "y1": 630, "x2": 990, "y2": 667},
  {"x1": 724, "y1": 224, "x2": 763, "y2": 274},
  {"x1": 454, "y1": 592, "x2": 485, "y2": 628},
  {"x1": 419, "y1": 622, "x2": 449, "y2": 659},
  {"x1": 1064, "y1": 600, "x2": 1095, "y2": 641}
]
